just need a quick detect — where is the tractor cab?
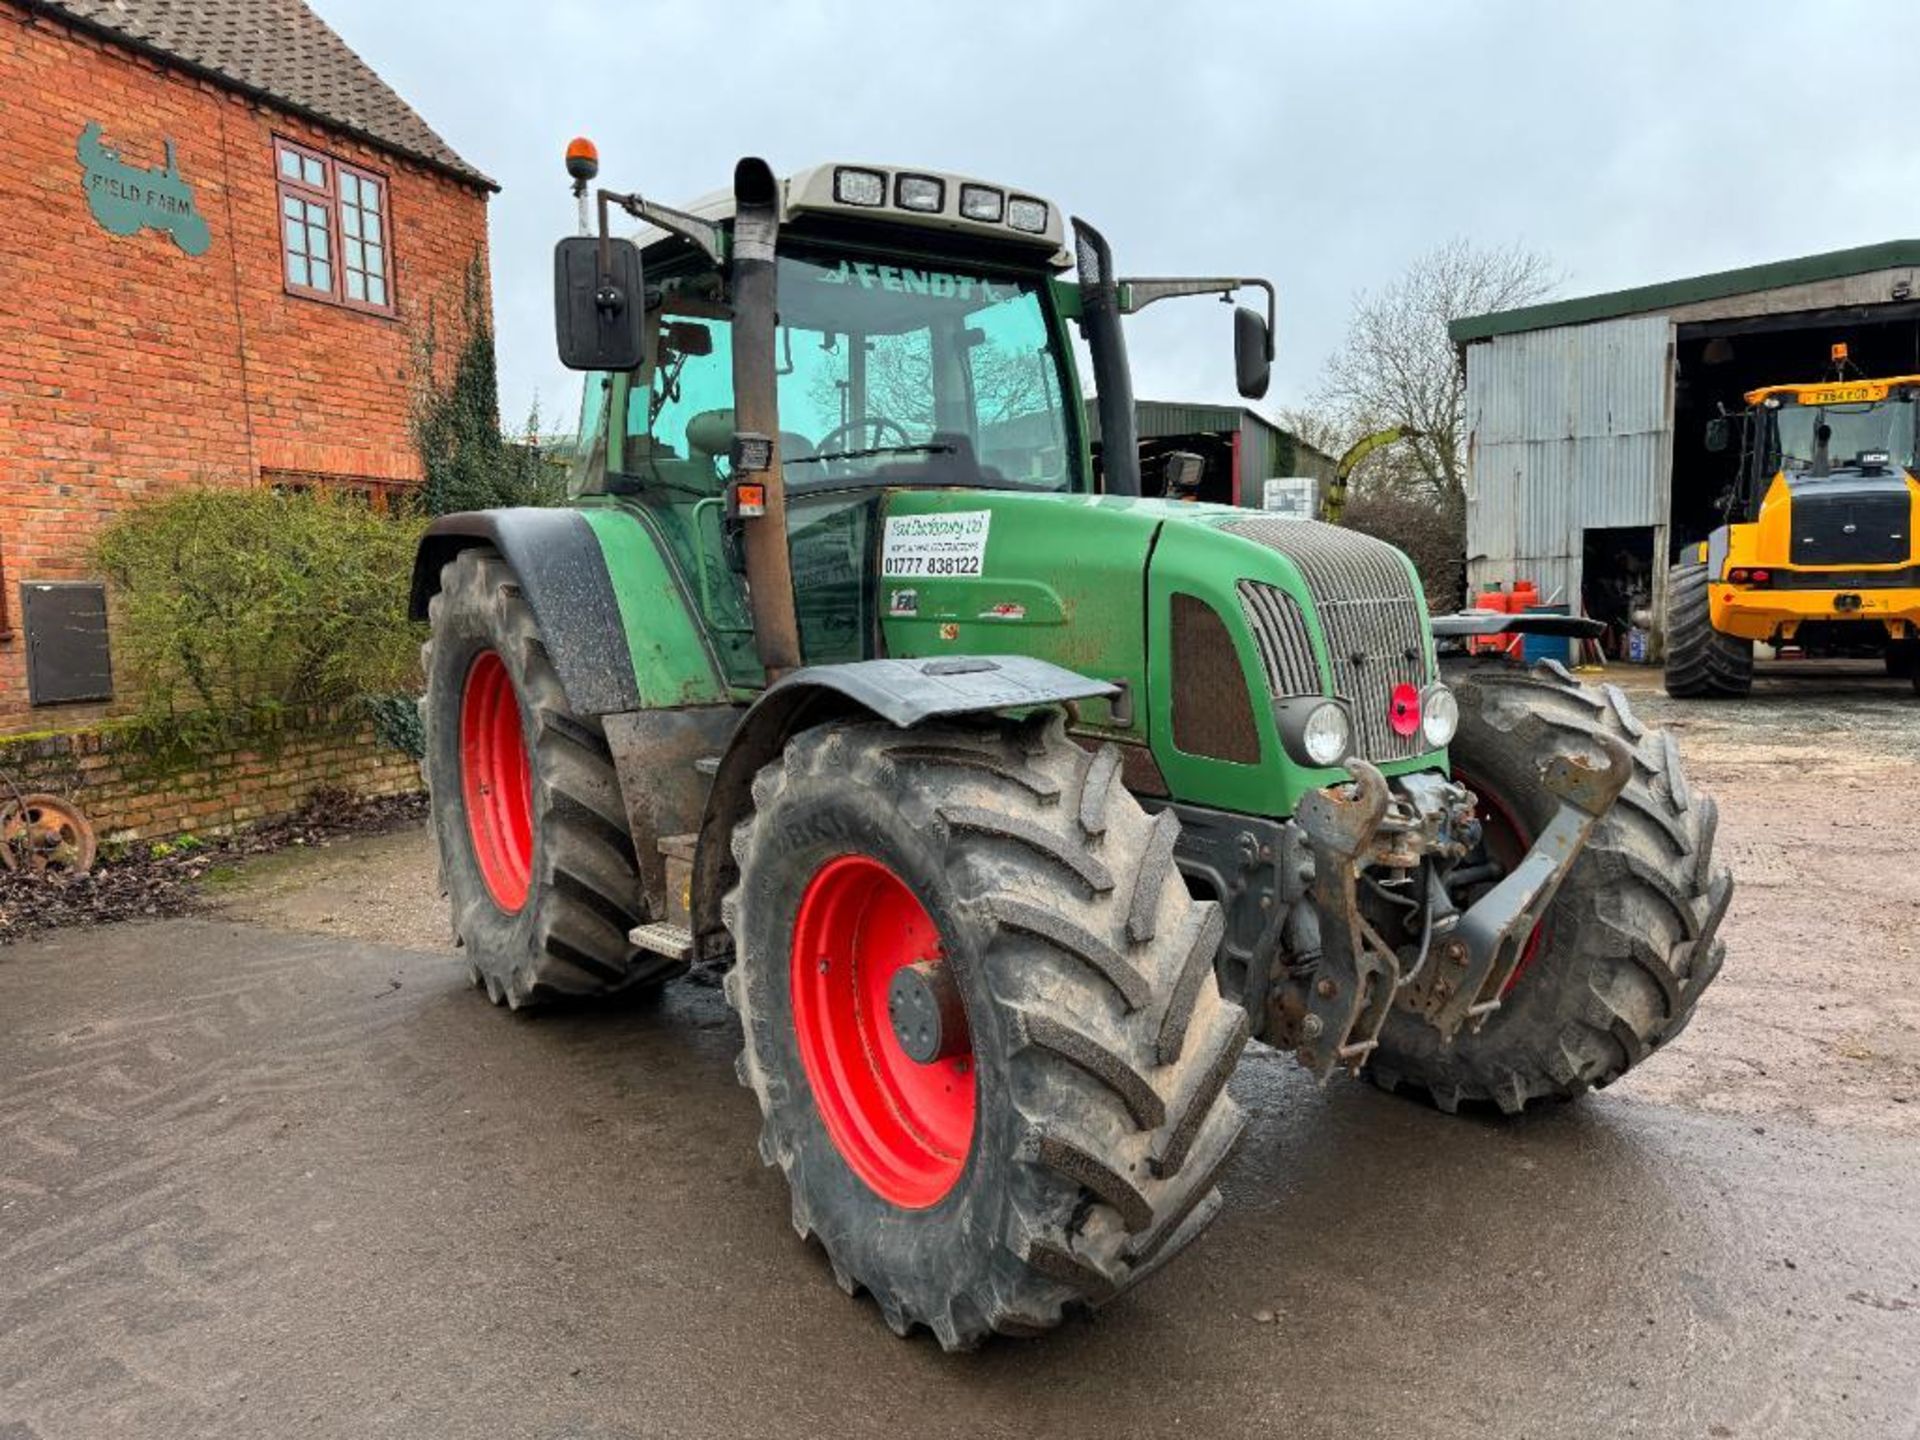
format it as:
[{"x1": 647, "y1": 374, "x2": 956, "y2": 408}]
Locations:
[{"x1": 566, "y1": 165, "x2": 1104, "y2": 681}]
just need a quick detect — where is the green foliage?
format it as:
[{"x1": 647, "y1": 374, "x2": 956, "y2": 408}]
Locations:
[
  {"x1": 95, "y1": 488, "x2": 426, "y2": 744},
  {"x1": 414, "y1": 254, "x2": 563, "y2": 515},
  {"x1": 363, "y1": 691, "x2": 427, "y2": 760}
]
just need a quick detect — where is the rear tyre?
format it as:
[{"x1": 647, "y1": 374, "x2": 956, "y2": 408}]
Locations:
[
  {"x1": 422, "y1": 547, "x2": 674, "y2": 1009},
  {"x1": 1367, "y1": 662, "x2": 1733, "y2": 1114},
  {"x1": 1663, "y1": 560, "x2": 1753, "y2": 698},
  {"x1": 723, "y1": 715, "x2": 1248, "y2": 1349}
]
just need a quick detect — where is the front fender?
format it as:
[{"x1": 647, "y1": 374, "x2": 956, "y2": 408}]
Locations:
[{"x1": 687, "y1": 656, "x2": 1115, "y2": 948}]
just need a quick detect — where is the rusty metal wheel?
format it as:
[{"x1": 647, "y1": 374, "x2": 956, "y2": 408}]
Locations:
[{"x1": 0, "y1": 793, "x2": 97, "y2": 875}]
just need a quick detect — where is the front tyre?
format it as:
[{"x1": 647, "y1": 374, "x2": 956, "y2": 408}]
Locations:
[
  {"x1": 1369, "y1": 662, "x2": 1733, "y2": 1114},
  {"x1": 422, "y1": 547, "x2": 674, "y2": 1008},
  {"x1": 1663, "y1": 560, "x2": 1753, "y2": 698},
  {"x1": 723, "y1": 716, "x2": 1249, "y2": 1349}
]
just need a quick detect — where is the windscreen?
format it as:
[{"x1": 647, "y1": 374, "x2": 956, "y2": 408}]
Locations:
[
  {"x1": 770, "y1": 252, "x2": 1074, "y2": 490},
  {"x1": 586, "y1": 252, "x2": 1076, "y2": 499},
  {"x1": 1774, "y1": 397, "x2": 1917, "y2": 473}
]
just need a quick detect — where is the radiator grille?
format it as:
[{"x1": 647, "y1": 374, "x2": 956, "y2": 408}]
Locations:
[
  {"x1": 1791, "y1": 487, "x2": 1910, "y2": 566},
  {"x1": 1223, "y1": 518, "x2": 1432, "y2": 762},
  {"x1": 1170, "y1": 592, "x2": 1262, "y2": 764},
  {"x1": 1237, "y1": 582, "x2": 1321, "y2": 696}
]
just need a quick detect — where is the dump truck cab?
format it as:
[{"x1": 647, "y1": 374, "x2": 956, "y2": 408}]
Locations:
[
  {"x1": 410, "y1": 150, "x2": 1729, "y2": 1350},
  {"x1": 1666, "y1": 370, "x2": 1920, "y2": 696}
]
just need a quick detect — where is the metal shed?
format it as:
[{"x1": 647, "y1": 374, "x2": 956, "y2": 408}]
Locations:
[
  {"x1": 1086, "y1": 399, "x2": 1335, "y2": 508},
  {"x1": 1452, "y1": 240, "x2": 1920, "y2": 652}
]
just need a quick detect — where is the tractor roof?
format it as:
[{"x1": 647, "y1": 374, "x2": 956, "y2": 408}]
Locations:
[
  {"x1": 634, "y1": 162, "x2": 1070, "y2": 268},
  {"x1": 1746, "y1": 376, "x2": 1920, "y2": 406}
]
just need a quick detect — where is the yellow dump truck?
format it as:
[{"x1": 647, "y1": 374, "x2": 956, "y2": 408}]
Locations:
[{"x1": 1666, "y1": 369, "x2": 1920, "y2": 697}]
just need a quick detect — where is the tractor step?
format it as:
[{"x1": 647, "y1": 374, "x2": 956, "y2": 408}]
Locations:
[
  {"x1": 629, "y1": 920, "x2": 695, "y2": 962},
  {"x1": 657, "y1": 832, "x2": 697, "y2": 931}
]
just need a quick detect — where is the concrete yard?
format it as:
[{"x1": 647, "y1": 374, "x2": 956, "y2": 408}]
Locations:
[{"x1": 2, "y1": 661, "x2": 1917, "y2": 1439}]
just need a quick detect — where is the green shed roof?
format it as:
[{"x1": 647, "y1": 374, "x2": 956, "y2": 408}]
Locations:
[{"x1": 1449, "y1": 239, "x2": 1920, "y2": 346}]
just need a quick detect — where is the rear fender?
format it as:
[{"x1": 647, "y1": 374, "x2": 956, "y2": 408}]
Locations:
[
  {"x1": 687, "y1": 656, "x2": 1115, "y2": 950},
  {"x1": 411, "y1": 507, "x2": 727, "y2": 715}
]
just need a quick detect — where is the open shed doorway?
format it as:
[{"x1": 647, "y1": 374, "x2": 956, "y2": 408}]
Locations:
[
  {"x1": 1669, "y1": 306, "x2": 1920, "y2": 562},
  {"x1": 1126, "y1": 431, "x2": 1237, "y2": 503},
  {"x1": 1582, "y1": 526, "x2": 1656, "y2": 660}
]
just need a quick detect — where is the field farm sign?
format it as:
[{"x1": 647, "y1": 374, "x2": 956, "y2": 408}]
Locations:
[{"x1": 76, "y1": 122, "x2": 211, "y2": 256}]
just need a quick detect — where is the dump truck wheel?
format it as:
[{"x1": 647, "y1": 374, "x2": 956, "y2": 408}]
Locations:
[
  {"x1": 1662, "y1": 560, "x2": 1753, "y2": 698},
  {"x1": 421, "y1": 547, "x2": 673, "y2": 1008},
  {"x1": 722, "y1": 715, "x2": 1248, "y2": 1349},
  {"x1": 1368, "y1": 662, "x2": 1732, "y2": 1115}
]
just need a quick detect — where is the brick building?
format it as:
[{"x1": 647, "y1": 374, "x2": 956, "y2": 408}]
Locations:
[{"x1": 0, "y1": 0, "x2": 494, "y2": 736}]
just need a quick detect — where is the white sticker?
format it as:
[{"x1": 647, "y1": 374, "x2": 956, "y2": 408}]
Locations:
[{"x1": 880, "y1": 510, "x2": 992, "y2": 579}]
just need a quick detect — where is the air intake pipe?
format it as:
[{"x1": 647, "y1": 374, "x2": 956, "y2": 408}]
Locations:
[{"x1": 731, "y1": 157, "x2": 803, "y2": 679}]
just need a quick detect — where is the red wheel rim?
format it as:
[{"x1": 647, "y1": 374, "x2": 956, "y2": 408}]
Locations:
[
  {"x1": 1454, "y1": 770, "x2": 1546, "y2": 993},
  {"x1": 460, "y1": 650, "x2": 533, "y2": 913},
  {"x1": 790, "y1": 855, "x2": 975, "y2": 1209}
]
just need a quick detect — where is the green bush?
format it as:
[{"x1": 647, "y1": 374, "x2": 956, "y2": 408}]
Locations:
[{"x1": 95, "y1": 488, "x2": 425, "y2": 738}]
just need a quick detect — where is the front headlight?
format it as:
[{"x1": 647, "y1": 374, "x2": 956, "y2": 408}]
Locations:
[
  {"x1": 1421, "y1": 683, "x2": 1460, "y2": 747},
  {"x1": 1274, "y1": 696, "x2": 1353, "y2": 768},
  {"x1": 1303, "y1": 703, "x2": 1352, "y2": 765}
]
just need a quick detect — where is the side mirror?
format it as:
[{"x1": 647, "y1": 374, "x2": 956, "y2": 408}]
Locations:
[
  {"x1": 1234, "y1": 305, "x2": 1272, "y2": 401},
  {"x1": 1704, "y1": 416, "x2": 1730, "y2": 453},
  {"x1": 555, "y1": 235, "x2": 645, "y2": 371},
  {"x1": 662, "y1": 320, "x2": 713, "y2": 358}
]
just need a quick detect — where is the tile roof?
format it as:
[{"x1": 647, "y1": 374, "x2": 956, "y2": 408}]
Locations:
[{"x1": 24, "y1": 0, "x2": 495, "y2": 189}]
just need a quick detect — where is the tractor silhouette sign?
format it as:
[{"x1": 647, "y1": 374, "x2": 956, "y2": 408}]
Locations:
[{"x1": 76, "y1": 122, "x2": 210, "y2": 256}]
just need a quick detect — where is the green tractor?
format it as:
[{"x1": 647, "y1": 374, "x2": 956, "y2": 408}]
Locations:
[{"x1": 410, "y1": 149, "x2": 1732, "y2": 1349}]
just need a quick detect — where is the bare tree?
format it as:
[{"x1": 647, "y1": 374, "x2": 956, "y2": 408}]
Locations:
[
  {"x1": 1314, "y1": 238, "x2": 1558, "y2": 504},
  {"x1": 803, "y1": 331, "x2": 1056, "y2": 444},
  {"x1": 1271, "y1": 404, "x2": 1360, "y2": 467}
]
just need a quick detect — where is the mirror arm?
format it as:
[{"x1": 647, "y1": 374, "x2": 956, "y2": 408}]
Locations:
[
  {"x1": 597, "y1": 189, "x2": 726, "y2": 269},
  {"x1": 1118, "y1": 276, "x2": 1276, "y2": 358}
]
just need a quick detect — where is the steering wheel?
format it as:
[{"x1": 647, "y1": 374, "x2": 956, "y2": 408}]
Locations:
[{"x1": 813, "y1": 416, "x2": 913, "y2": 472}]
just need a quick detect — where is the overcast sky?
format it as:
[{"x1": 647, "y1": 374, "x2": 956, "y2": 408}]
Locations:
[{"x1": 315, "y1": 0, "x2": 1905, "y2": 435}]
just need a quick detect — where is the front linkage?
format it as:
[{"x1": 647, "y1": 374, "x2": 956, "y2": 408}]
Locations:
[
  {"x1": 1276, "y1": 737, "x2": 1631, "y2": 1081},
  {"x1": 1170, "y1": 659, "x2": 1728, "y2": 1114}
]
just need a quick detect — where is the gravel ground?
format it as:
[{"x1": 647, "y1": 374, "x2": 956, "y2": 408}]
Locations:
[
  {"x1": 3, "y1": 657, "x2": 1916, "y2": 1439},
  {"x1": 1603, "y1": 660, "x2": 1920, "y2": 1136}
]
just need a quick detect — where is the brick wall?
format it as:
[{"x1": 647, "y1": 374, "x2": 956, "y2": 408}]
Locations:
[
  {"x1": 0, "y1": 709, "x2": 422, "y2": 844},
  {"x1": 0, "y1": 4, "x2": 491, "y2": 732}
]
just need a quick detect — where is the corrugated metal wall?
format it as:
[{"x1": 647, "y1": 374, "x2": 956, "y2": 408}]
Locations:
[
  {"x1": 1132, "y1": 401, "x2": 1241, "y2": 439},
  {"x1": 1464, "y1": 313, "x2": 1674, "y2": 613}
]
